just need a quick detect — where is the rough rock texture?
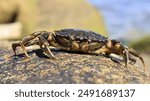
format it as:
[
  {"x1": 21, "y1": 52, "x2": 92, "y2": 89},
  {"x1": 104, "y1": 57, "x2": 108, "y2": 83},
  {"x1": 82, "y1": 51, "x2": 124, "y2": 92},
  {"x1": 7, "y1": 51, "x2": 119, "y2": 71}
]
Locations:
[{"x1": 0, "y1": 41, "x2": 150, "y2": 84}]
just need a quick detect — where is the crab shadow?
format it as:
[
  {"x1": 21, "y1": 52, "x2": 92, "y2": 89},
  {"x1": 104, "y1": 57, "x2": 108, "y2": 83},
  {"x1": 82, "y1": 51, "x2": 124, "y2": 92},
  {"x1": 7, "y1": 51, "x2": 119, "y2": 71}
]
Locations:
[{"x1": 12, "y1": 48, "x2": 123, "y2": 64}]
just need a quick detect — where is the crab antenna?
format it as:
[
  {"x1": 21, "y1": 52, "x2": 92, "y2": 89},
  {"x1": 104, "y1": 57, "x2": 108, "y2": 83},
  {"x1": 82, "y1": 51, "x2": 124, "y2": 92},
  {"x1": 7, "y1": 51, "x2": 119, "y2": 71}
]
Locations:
[{"x1": 129, "y1": 48, "x2": 146, "y2": 71}]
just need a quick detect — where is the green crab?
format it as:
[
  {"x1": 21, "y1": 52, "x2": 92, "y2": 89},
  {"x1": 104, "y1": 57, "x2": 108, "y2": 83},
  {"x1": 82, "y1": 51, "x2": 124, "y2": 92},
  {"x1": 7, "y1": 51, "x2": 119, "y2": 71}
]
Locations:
[{"x1": 12, "y1": 28, "x2": 146, "y2": 70}]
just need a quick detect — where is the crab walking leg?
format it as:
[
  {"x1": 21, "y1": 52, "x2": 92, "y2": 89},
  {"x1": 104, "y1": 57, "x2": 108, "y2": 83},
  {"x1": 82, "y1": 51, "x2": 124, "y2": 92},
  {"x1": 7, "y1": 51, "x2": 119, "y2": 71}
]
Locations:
[
  {"x1": 38, "y1": 36, "x2": 56, "y2": 59},
  {"x1": 12, "y1": 40, "x2": 39, "y2": 56},
  {"x1": 20, "y1": 40, "x2": 40, "y2": 58},
  {"x1": 124, "y1": 50, "x2": 129, "y2": 67},
  {"x1": 94, "y1": 45, "x2": 131, "y2": 67},
  {"x1": 45, "y1": 45, "x2": 56, "y2": 58},
  {"x1": 128, "y1": 54, "x2": 137, "y2": 65},
  {"x1": 20, "y1": 41, "x2": 30, "y2": 58},
  {"x1": 129, "y1": 49, "x2": 146, "y2": 71},
  {"x1": 12, "y1": 35, "x2": 40, "y2": 57},
  {"x1": 12, "y1": 42, "x2": 20, "y2": 56},
  {"x1": 20, "y1": 37, "x2": 36, "y2": 58}
]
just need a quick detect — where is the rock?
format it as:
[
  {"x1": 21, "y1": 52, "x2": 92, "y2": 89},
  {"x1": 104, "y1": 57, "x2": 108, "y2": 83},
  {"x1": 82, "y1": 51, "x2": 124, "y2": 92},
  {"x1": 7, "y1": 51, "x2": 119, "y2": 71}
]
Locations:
[
  {"x1": 0, "y1": 22, "x2": 22, "y2": 40},
  {"x1": 0, "y1": 0, "x2": 36, "y2": 36},
  {"x1": 0, "y1": 41, "x2": 149, "y2": 84},
  {"x1": 0, "y1": 0, "x2": 18, "y2": 23},
  {"x1": 0, "y1": 0, "x2": 106, "y2": 39},
  {"x1": 36, "y1": 0, "x2": 107, "y2": 36}
]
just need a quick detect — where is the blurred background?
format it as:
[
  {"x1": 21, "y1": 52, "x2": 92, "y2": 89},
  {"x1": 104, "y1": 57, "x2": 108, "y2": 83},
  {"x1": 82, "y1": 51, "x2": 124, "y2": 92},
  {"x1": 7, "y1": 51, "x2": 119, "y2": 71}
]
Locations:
[
  {"x1": 89, "y1": 0, "x2": 150, "y2": 70},
  {"x1": 0, "y1": 0, "x2": 149, "y2": 70}
]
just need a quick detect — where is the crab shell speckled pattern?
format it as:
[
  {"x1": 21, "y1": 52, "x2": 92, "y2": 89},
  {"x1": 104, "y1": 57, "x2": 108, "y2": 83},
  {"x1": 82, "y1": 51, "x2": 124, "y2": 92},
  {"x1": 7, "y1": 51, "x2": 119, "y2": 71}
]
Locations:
[
  {"x1": 54, "y1": 29, "x2": 107, "y2": 42},
  {"x1": 53, "y1": 29, "x2": 108, "y2": 51}
]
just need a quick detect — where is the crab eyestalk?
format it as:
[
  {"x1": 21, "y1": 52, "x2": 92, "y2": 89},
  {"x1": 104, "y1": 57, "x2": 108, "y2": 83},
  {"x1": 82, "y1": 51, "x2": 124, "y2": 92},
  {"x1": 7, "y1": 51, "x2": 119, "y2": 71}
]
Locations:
[{"x1": 128, "y1": 48, "x2": 146, "y2": 71}]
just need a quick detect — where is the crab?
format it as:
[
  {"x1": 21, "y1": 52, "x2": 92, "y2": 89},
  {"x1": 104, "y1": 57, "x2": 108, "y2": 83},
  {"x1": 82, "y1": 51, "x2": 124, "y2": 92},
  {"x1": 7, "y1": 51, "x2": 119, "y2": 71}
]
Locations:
[{"x1": 12, "y1": 28, "x2": 146, "y2": 70}]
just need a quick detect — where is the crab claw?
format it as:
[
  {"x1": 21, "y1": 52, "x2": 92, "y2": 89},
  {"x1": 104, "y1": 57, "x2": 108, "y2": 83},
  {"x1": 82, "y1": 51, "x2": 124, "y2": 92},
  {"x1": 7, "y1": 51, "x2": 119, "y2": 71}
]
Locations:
[{"x1": 128, "y1": 48, "x2": 146, "y2": 71}]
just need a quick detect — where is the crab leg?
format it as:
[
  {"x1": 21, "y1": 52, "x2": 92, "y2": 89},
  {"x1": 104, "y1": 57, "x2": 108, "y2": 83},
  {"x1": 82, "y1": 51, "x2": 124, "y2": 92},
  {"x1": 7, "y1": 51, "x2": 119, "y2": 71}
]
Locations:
[
  {"x1": 128, "y1": 54, "x2": 136, "y2": 65},
  {"x1": 129, "y1": 48, "x2": 146, "y2": 71},
  {"x1": 12, "y1": 34, "x2": 40, "y2": 58},
  {"x1": 20, "y1": 41, "x2": 30, "y2": 58},
  {"x1": 38, "y1": 35, "x2": 56, "y2": 59},
  {"x1": 123, "y1": 50, "x2": 129, "y2": 67},
  {"x1": 12, "y1": 42, "x2": 20, "y2": 56}
]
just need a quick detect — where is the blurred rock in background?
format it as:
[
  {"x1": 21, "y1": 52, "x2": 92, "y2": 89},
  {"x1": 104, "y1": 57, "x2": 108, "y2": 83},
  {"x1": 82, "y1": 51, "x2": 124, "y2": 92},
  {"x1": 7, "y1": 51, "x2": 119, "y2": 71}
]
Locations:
[
  {"x1": 0, "y1": 0, "x2": 20, "y2": 40},
  {"x1": 89, "y1": 0, "x2": 150, "y2": 70},
  {"x1": 35, "y1": 0, "x2": 106, "y2": 36},
  {"x1": 0, "y1": 0, "x2": 106, "y2": 40},
  {"x1": 0, "y1": 22, "x2": 22, "y2": 40},
  {"x1": 0, "y1": 0, "x2": 36, "y2": 40}
]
